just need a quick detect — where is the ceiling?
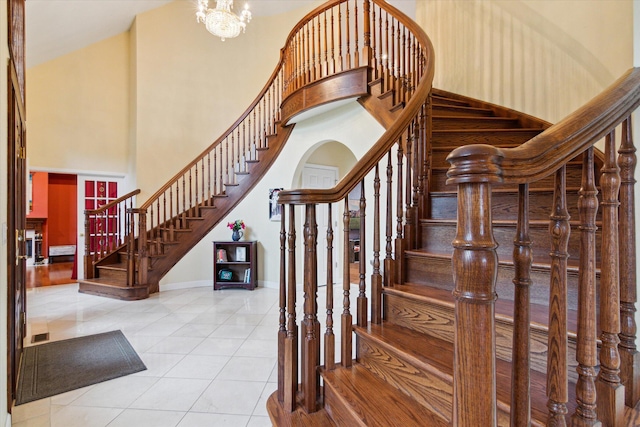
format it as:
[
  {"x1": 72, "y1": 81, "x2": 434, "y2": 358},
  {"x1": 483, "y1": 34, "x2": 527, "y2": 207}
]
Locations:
[{"x1": 25, "y1": 0, "x2": 318, "y2": 68}]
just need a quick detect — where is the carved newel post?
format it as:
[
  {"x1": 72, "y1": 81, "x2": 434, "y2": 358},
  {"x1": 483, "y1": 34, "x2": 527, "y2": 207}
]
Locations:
[{"x1": 446, "y1": 145, "x2": 503, "y2": 427}]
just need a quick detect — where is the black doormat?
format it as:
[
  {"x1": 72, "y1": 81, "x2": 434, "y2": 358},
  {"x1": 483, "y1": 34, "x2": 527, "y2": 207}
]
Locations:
[{"x1": 16, "y1": 330, "x2": 146, "y2": 405}]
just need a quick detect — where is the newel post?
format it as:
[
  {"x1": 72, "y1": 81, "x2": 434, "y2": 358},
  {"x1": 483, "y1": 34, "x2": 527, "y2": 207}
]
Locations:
[
  {"x1": 446, "y1": 145, "x2": 503, "y2": 427},
  {"x1": 136, "y1": 208, "x2": 149, "y2": 286}
]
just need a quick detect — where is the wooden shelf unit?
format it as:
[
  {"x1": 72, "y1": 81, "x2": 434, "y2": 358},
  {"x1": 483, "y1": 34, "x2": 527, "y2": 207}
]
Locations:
[{"x1": 213, "y1": 241, "x2": 257, "y2": 290}]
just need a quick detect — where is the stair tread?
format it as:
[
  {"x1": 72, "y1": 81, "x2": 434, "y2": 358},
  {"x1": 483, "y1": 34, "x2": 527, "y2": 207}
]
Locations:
[
  {"x1": 78, "y1": 277, "x2": 134, "y2": 288},
  {"x1": 321, "y1": 363, "x2": 450, "y2": 427},
  {"x1": 356, "y1": 321, "x2": 577, "y2": 424},
  {"x1": 433, "y1": 127, "x2": 543, "y2": 134}
]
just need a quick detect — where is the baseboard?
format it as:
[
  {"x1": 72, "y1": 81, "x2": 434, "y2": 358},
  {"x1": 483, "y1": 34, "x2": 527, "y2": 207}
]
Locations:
[{"x1": 5, "y1": 413, "x2": 11, "y2": 427}]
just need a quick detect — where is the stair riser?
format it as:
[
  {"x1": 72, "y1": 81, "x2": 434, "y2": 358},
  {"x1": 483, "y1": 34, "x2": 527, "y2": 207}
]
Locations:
[
  {"x1": 78, "y1": 282, "x2": 149, "y2": 301},
  {"x1": 403, "y1": 254, "x2": 589, "y2": 310},
  {"x1": 432, "y1": 106, "x2": 493, "y2": 117},
  {"x1": 433, "y1": 117, "x2": 520, "y2": 130},
  {"x1": 355, "y1": 334, "x2": 453, "y2": 423},
  {"x1": 418, "y1": 222, "x2": 602, "y2": 266},
  {"x1": 323, "y1": 383, "x2": 367, "y2": 427},
  {"x1": 96, "y1": 268, "x2": 127, "y2": 281},
  {"x1": 432, "y1": 97, "x2": 470, "y2": 107},
  {"x1": 432, "y1": 129, "x2": 542, "y2": 146},
  {"x1": 430, "y1": 190, "x2": 585, "y2": 221},
  {"x1": 429, "y1": 163, "x2": 587, "y2": 192},
  {"x1": 384, "y1": 292, "x2": 579, "y2": 383}
]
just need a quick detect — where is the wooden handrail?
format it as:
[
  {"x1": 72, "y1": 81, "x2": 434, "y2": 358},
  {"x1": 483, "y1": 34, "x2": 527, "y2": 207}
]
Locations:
[
  {"x1": 84, "y1": 189, "x2": 140, "y2": 215},
  {"x1": 278, "y1": 0, "x2": 434, "y2": 205},
  {"x1": 447, "y1": 68, "x2": 640, "y2": 185}
]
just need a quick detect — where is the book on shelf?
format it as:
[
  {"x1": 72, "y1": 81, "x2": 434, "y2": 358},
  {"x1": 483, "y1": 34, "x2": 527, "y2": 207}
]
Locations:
[
  {"x1": 243, "y1": 268, "x2": 251, "y2": 283},
  {"x1": 216, "y1": 248, "x2": 228, "y2": 263}
]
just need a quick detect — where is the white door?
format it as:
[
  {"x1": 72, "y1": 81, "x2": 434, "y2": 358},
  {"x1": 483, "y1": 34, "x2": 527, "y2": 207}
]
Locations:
[{"x1": 302, "y1": 164, "x2": 339, "y2": 287}]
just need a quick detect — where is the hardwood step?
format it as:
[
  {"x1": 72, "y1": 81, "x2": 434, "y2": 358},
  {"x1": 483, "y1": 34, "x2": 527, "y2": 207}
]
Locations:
[
  {"x1": 432, "y1": 116, "x2": 522, "y2": 131},
  {"x1": 402, "y1": 250, "x2": 594, "y2": 311},
  {"x1": 431, "y1": 104, "x2": 494, "y2": 117},
  {"x1": 432, "y1": 95, "x2": 471, "y2": 107},
  {"x1": 429, "y1": 187, "x2": 587, "y2": 221},
  {"x1": 321, "y1": 362, "x2": 450, "y2": 427},
  {"x1": 383, "y1": 283, "x2": 580, "y2": 383},
  {"x1": 78, "y1": 277, "x2": 149, "y2": 301},
  {"x1": 266, "y1": 392, "x2": 335, "y2": 427},
  {"x1": 353, "y1": 322, "x2": 568, "y2": 426},
  {"x1": 431, "y1": 128, "x2": 543, "y2": 146}
]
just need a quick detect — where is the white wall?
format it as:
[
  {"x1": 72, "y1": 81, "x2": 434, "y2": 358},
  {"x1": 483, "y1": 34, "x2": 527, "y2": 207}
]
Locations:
[{"x1": 161, "y1": 101, "x2": 385, "y2": 288}]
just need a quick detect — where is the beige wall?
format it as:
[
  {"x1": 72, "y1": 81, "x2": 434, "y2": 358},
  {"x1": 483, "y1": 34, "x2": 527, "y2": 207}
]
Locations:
[
  {"x1": 417, "y1": 0, "x2": 633, "y2": 123},
  {"x1": 26, "y1": 33, "x2": 130, "y2": 174},
  {"x1": 1, "y1": 0, "x2": 10, "y2": 423}
]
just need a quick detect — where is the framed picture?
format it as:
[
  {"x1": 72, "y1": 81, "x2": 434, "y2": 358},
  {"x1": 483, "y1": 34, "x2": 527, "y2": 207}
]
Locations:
[
  {"x1": 269, "y1": 188, "x2": 283, "y2": 221},
  {"x1": 235, "y1": 246, "x2": 247, "y2": 262}
]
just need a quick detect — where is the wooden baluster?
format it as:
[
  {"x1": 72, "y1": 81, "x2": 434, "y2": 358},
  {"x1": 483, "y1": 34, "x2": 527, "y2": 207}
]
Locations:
[
  {"x1": 618, "y1": 117, "x2": 640, "y2": 407},
  {"x1": 571, "y1": 147, "x2": 601, "y2": 427},
  {"x1": 84, "y1": 211, "x2": 93, "y2": 279},
  {"x1": 195, "y1": 164, "x2": 200, "y2": 213},
  {"x1": 325, "y1": 205, "x2": 335, "y2": 369},
  {"x1": 189, "y1": 169, "x2": 193, "y2": 217},
  {"x1": 311, "y1": 17, "x2": 316, "y2": 82},
  {"x1": 384, "y1": 151, "x2": 394, "y2": 287},
  {"x1": 371, "y1": 3, "x2": 378, "y2": 79},
  {"x1": 342, "y1": 197, "x2": 353, "y2": 367},
  {"x1": 371, "y1": 165, "x2": 382, "y2": 324},
  {"x1": 511, "y1": 184, "x2": 533, "y2": 426},
  {"x1": 546, "y1": 167, "x2": 570, "y2": 425},
  {"x1": 338, "y1": 4, "x2": 343, "y2": 72},
  {"x1": 206, "y1": 153, "x2": 211, "y2": 206},
  {"x1": 117, "y1": 204, "x2": 122, "y2": 247},
  {"x1": 354, "y1": 0, "x2": 359, "y2": 68},
  {"x1": 447, "y1": 146, "x2": 501, "y2": 427},
  {"x1": 277, "y1": 205, "x2": 286, "y2": 403},
  {"x1": 384, "y1": 10, "x2": 390, "y2": 93},
  {"x1": 395, "y1": 20, "x2": 401, "y2": 103},
  {"x1": 597, "y1": 130, "x2": 625, "y2": 426},
  {"x1": 330, "y1": 7, "x2": 336, "y2": 74},
  {"x1": 404, "y1": 123, "x2": 414, "y2": 250},
  {"x1": 181, "y1": 174, "x2": 186, "y2": 222},
  {"x1": 395, "y1": 136, "x2": 405, "y2": 284},
  {"x1": 283, "y1": 205, "x2": 298, "y2": 412},
  {"x1": 357, "y1": 181, "x2": 367, "y2": 327},
  {"x1": 345, "y1": 1, "x2": 351, "y2": 70},
  {"x1": 362, "y1": 0, "x2": 371, "y2": 67},
  {"x1": 127, "y1": 208, "x2": 135, "y2": 286},
  {"x1": 302, "y1": 204, "x2": 320, "y2": 413},
  {"x1": 305, "y1": 24, "x2": 311, "y2": 84},
  {"x1": 323, "y1": 11, "x2": 328, "y2": 77},
  {"x1": 137, "y1": 209, "x2": 149, "y2": 286},
  {"x1": 390, "y1": 15, "x2": 395, "y2": 96}
]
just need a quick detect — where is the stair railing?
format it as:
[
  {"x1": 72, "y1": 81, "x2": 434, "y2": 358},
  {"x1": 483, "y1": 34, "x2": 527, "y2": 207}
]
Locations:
[
  {"x1": 83, "y1": 189, "x2": 140, "y2": 282},
  {"x1": 446, "y1": 68, "x2": 640, "y2": 426},
  {"x1": 275, "y1": 0, "x2": 434, "y2": 414}
]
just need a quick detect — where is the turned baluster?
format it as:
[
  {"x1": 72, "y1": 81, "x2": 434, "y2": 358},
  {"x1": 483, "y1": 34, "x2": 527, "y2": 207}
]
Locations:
[
  {"x1": 330, "y1": 7, "x2": 336, "y2": 74},
  {"x1": 277, "y1": 208, "x2": 286, "y2": 403},
  {"x1": 357, "y1": 181, "x2": 368, "y2": 327},
  {"x1": 572, "y1": 147, "x2": 601, "y2": 427},
  {"x1": 338, "y1": 5, "x2": 343, "y2": 73},
  {"x1": 546, "y1": 167, "x2": 570, "y2": 425},
  {"x1": 371, "y1": 165, "x2": 382, "y2": 324},
  {"x1": 345, "y1": 1, "x2": 351, "y2": 70},
  {"x1": 618, "y1": 117, "x2": 640, "y2": 407},
  {"x1": 325, "y1": 205, "x2": 336, "y2": 369},
  {"x1": 126, "y1": 208, "x2": 136, "y2": 286},
  {"x1": 404, "y1": 122, "x2": 415, "y2": 250},
  {"x1": 136, "y1": 209, "x2": 149, "y2": 286},
  {"x1": 384, "y1": 151, "x2": 394, "y2": 287},
  {"x1": 311, "y1": 17, "x2": 316, "y2": 82},
  {"x1": 447, "y1": 145, "x2": 502, "y2": 427},
  {"x1": 301, "y1": 204, "x2": 320, "y2": 413},
  {"x1": 354, "y1": 0, "x2": 360, "y2": 68},
  {"x1": 395, "y1": 136, "x2": 405, "y2": 284},
  {"x1": 597, "y1": 130, "x2": 625, "y2": 426},
  {"x1": 84, "y1": 211, "x2": 93, "y2": 280},
  {"x1": 323, "y1": 11, "x2": 328, "y2": 77},
  {"x1": 283, "y1": 205, "x2": 298, "y2": 412},
  {"x1": 511, "y1": 183, "x2": 533, "y2": 426},
  {"x1": 342, "y1": 197, "x2": 353, "y2": 367}
]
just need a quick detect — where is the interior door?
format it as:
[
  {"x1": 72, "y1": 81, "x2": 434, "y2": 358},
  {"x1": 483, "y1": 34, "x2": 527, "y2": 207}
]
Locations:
[
  {"x1": 302, "y1": 164, "x2": 339, "y2": 287},
  {"x1": 76, "y1": 176, "x2": 123, "y2": 280},
  {"x1": 7, "y1": 61, "x2": 27, "y2": 408}
]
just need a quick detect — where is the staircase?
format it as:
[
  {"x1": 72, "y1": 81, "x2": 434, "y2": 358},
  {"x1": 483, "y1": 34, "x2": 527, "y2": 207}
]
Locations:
[{"x1": 72, "y1": 0, "x2": 640, "y2": 423}]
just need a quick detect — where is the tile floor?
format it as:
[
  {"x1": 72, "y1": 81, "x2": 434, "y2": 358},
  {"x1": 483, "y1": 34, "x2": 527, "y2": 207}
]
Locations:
[{"x1": 12, "y1": 283, "x2": 283, "y2": 427}]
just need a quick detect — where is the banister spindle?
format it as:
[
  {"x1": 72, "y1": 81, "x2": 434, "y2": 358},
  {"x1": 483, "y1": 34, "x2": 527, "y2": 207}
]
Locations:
[
  {"x1": 447, "y1": 146, "x2": 502, "y2": 427},
  {"x1": 597, "y1": 130, "x2": 625, "y2": 426},
  {"x1": 302, "y1": 204, "x2": 320, "y2": 413},
  {"x1": 384, "y1": 151, "x2": 394, "y2": 287},
  {"x1": 342, "y1": 197, "x2": 353, "y2": 367},
  {"x1": 357, "y1": 180, "x2": 367, "y2": 327},
  {"x1": 283, "y1": 205, "x2": 298, "y2": 412},
  {"x1": 572, "y1": 147, "x2": 600, "y2": 426},
  {"x1": 547, "y1": 167, "x2": 570, "y2": 425},
  {"x1": 371, "y1": 164, "x2": 382, "y2": 324},
  {"x1": 618, "y1": 117, "x2": 640, "y2": 407},
  {"x1": 511, "y1": 183, "x2": 533, "y2": 426},
  {"x1": 277, "y1": 207, "x2": 286, "y2": 403},
  {"x1": 325, "y1": 204, "x2": 335, "y2": 369},
  {"x1": 395, "y1": 136, "x2": 404, "y2": 284}
]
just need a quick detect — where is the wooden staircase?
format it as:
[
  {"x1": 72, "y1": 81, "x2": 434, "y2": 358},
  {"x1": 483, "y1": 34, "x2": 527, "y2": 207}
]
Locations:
[{"x1": 269, "y1": 79, "x2": 640, "y2": 426}]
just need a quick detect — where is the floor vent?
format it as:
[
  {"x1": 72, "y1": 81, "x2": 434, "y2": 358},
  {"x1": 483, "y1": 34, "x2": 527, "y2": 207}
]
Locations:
[{"x1": 31, "y1": 332, "x2": 50, "y2": 344}]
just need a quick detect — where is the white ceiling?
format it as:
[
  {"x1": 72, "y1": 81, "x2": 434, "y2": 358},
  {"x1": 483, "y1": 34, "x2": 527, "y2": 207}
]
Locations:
[{"x1": 25, "y1": 0, "x2": 319, "y2": 68}]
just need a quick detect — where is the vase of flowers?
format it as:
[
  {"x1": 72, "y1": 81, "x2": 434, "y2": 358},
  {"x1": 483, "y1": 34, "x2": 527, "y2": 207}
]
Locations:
[{"x1": 228, "y1": 219, "x2": 245, "y2": 241}]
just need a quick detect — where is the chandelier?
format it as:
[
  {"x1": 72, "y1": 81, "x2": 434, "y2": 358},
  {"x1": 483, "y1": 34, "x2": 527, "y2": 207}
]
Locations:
[{"x1": 196, "y1": 0, "x2": 252, "y2": 41}]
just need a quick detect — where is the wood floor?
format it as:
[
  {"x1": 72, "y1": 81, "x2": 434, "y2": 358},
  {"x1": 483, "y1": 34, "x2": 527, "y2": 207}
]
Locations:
[{"x1": 26, "y1": 262, "x2": 75, "y2": 288}]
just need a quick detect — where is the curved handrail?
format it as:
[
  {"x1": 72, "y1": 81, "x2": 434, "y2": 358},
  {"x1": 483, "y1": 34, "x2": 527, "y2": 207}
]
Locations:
[
  {"x1": 84, "y1": 189, "x2": 141, "y2": 215},
  {"x1": 278, "y1": 0, "x2": 435, "y2": 205},
  {"x1": 447, "y1": 67, "x2": 640, "y2": 185}
]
